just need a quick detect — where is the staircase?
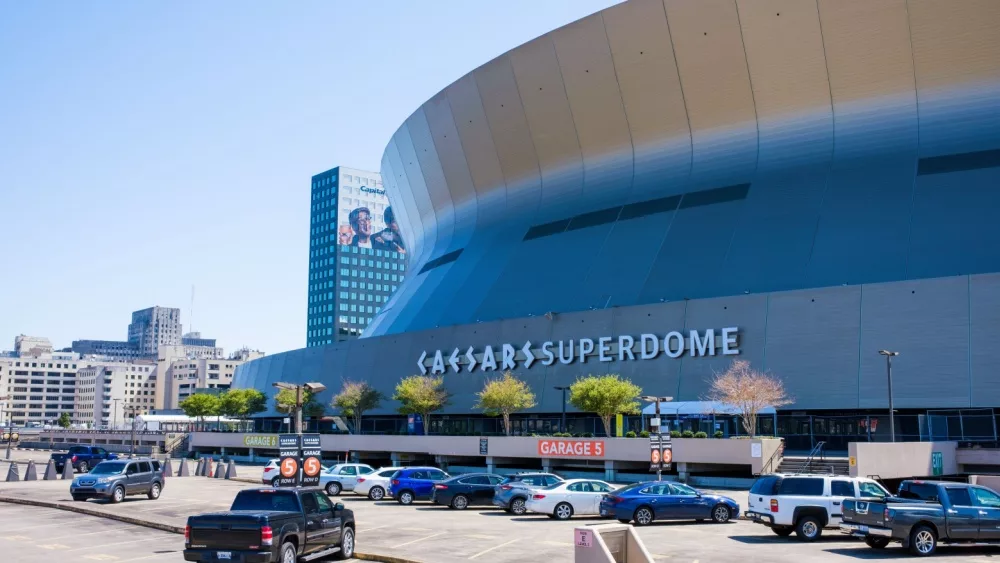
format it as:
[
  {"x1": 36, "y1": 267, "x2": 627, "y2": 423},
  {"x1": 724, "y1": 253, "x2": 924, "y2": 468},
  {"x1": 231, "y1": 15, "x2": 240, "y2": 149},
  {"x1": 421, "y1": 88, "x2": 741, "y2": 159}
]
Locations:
[
  {"x1": 777, "y1": 456, "x2": 850, "y2": 476},
  {"x1": 164, "y1": 432, "x2": 191, "y2": 458}
]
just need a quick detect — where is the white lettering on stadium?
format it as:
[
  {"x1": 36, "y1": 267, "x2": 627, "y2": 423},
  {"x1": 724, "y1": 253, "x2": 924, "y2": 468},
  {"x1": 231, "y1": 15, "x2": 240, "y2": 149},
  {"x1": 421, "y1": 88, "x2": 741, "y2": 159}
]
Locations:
[{"x1": 416, "y1": 328, "x2": 740, "y2": 375}]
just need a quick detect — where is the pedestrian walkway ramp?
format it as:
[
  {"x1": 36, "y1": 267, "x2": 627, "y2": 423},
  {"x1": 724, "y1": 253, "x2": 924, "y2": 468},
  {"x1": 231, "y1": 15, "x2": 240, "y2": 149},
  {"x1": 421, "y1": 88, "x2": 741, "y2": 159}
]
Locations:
[{"x1": 574, "y1": 523, "x2": 653, "y2": 563}]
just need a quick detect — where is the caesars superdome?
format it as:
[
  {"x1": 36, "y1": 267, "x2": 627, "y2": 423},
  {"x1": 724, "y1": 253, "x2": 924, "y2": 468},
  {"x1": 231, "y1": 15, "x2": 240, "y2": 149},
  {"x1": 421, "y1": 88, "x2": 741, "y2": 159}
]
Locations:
[{"x1": 236, "y1": 0, "x2": 1000, "y2": 417}]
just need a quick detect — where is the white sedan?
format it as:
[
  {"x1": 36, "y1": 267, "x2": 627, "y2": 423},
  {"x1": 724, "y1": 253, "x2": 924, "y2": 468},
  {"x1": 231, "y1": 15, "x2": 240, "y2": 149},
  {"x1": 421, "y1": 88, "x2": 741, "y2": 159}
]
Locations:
[
  {"x1": 353, "y1": 467, "x2": 403, "y2": 501},
  {"x1": 525, "y1": 479, "x2": 617, "y2": 520},
  {"x1": 319, "y1": 463, "x2": 375, "y2": 496}
]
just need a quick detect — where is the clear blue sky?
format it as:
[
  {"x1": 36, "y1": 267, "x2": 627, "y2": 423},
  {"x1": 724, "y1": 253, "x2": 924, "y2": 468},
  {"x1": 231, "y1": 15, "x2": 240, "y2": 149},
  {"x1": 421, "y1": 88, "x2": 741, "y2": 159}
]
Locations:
[{"x1": 0, "y1": 0, "x2": 619, "y2": 355}]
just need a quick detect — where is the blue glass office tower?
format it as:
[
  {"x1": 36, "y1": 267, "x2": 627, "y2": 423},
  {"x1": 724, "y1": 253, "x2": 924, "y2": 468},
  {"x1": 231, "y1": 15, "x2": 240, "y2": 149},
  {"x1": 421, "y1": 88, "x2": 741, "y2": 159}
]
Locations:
[{"x1": 306, "y1": 166, "x2": 407, "y2": 346}]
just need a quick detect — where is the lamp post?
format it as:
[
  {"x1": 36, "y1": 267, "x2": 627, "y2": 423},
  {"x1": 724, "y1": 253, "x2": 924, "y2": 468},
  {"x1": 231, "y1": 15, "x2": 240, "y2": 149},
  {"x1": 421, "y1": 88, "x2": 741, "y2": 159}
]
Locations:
[
  {"x1": 112, "y1": 398, "x2": 121, "y2": 431},
  {"x1": 126, "y1": 405, "x2": 139, "y2": 458},
  {"x1": 273, "y1": 382, "x2": 327, "y2": 435},
  {"x1": 641, "y1": 395, "x2": 674, "y2": 481},
  {"x1": 554, "y1": 386, "x2": 570, "y2": 434},
  {"x1": 879, "y1": 350, "x2": 899, "y2": 442}
]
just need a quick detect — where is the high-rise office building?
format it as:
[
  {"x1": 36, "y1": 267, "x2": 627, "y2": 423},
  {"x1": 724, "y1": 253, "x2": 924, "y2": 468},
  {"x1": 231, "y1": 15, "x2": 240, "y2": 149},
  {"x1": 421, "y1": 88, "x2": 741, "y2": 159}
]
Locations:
[
  {"x1": 127, "y1": 306, "x2": 182, "y2": 356},
  {"x1": 306, "y1": 166, "x2": 407, "y2": 346}
]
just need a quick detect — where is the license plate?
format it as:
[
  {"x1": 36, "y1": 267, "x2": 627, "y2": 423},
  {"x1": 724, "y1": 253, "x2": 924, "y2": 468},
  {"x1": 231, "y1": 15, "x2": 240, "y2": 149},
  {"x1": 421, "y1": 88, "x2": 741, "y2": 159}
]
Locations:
[
  {"x1": 857, "y1": 525, "x2": 869, "y2": 533},
  {"x1": 217, "y1": 552, "x2": 231, "y2": 560}
]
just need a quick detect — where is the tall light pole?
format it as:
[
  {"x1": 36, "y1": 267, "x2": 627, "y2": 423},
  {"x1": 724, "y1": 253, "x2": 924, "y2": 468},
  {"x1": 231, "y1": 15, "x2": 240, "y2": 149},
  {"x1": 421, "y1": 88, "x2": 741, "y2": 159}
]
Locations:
[
  {"x1": 554, "y1": 386, "x2": 570, "y2": 434},
  {"x1": 273, "y1": 382, "x2": 327, "y2": 435},
  {"x1": 641, "y1": 395, "x2": 674, "y2": 481},
  {"x1": 879, "y1": 350, "x2": 899, "y2": 442},
  {"x1": 112, "y1": 398, "x2": 121, "y2": 430}
]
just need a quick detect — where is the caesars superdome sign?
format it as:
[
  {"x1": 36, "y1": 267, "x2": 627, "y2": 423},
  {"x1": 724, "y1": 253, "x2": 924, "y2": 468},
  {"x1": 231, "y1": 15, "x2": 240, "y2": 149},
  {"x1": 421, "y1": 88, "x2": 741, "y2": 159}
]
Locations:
[{"x1": 417, "y1": 328, "x2": 740, "y2": 375}]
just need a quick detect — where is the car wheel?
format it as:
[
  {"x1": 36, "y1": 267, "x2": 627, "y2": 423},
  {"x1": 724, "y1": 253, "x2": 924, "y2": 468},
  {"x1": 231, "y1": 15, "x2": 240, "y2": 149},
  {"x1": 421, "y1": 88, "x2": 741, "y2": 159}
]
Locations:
[
  {"x1": 452, "y1": 494, "x2": 469, "y2": 510},
  {"x1": 326, "y1": 481, "x2": 342, "y2": 496},
  {"x1": 865, "y1": 536, "x2": 890, "y2": 549},
  {"x1": 398, "y1": 491, "x2": 414, "y2": 505},
  {"x1": 368, "y1": 486, "x2": 385, "y2": 501},
  {"x1": 711, "y1": 505, "x2": 731, "y2": 524},
  {"x1": 633, "y1": 506, "x2": 654, "y2": 526},
  {"x1": 279, "y1": 541, "x2": 296, "y2": 563},
  {"x1": 510, "y1": 497, "x2": 527, "y2": 516},
  {"x1": 554, "y1": 502, "x2": 573, "y2": 520},
  {"x1": 909, "y1": 525, "x2": 937, "y2": 556},
  {"x1": 772, "y1": 526, "x2": 794, "y2": 537},
  {"x1": 271, "y1": 477, "x2": 280, "y2": 487},
  {"x1": 78, "y1": 461, "x2": 89, "y2": 473},
  {"x1": 795, "y1": 516, "x2": 822, "y2": 541},
  {"x1": 110, "y1": 486, "x2": 125, "y2": 504},
  {"x1": 147, "y1": 483, "x2": 161, "y2": 500},
  {"x1": 334, "y1": 527, "x2": 355, "y2": 560}
]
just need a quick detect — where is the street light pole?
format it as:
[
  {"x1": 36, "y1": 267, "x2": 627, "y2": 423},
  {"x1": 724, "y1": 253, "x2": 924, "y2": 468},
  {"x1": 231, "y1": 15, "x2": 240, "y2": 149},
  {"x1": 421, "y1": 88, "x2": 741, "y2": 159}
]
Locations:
[
  {"x1": 272, "y1": 382, "x2": 327, "y2": 438},
  {"x1": 879, "y1": 350, "x2": 899, "y2": 443},
  {"x1": 641, "y1": 395, "x2": 674, "y2": 482},
  {"x1": 554, "y1": 386, "x2": 570, "y2": 434},
  {"x1": 112, "y1": 398, "x2": 121, "y2": 430}
]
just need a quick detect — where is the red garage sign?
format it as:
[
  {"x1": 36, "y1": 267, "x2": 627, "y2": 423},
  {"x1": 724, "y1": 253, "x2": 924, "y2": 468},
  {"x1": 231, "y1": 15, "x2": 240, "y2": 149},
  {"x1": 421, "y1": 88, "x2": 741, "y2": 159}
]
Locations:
[{"x1": 537, "y1": 439, "x2": 605, "y2": 458}]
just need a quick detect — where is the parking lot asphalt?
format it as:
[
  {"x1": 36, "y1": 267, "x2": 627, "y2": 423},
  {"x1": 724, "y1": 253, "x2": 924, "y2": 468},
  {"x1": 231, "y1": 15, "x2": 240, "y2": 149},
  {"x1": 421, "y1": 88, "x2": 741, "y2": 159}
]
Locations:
[{"x1": 3, "y1": 453, "x2": 1000, "y2": 563}]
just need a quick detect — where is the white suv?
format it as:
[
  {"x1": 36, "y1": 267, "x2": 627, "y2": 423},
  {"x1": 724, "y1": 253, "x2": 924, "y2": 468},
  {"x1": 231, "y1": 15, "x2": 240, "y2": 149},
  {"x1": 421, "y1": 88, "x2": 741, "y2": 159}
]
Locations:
[{"x1": 745, "y1": 474, "x2": 890, "y2": 541}]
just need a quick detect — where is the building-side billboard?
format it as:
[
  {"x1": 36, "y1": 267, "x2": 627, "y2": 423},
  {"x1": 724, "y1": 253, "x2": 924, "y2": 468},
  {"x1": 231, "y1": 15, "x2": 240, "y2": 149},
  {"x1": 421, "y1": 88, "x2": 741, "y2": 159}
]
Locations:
[{"x1": 338, "y1": 180, "x2": 405, "y2": 253}]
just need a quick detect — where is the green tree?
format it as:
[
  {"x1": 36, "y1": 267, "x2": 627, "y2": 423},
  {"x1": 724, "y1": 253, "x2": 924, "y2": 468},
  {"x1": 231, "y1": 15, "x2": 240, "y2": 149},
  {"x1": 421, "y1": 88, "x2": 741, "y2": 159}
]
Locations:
[
  {"x1": 569, "y1": 374, "x2": 642, "y2": 438},
  {"x1": 57, "y1": 412, "x2": 71, "y2": 429},
  {"x1": 275, "y1": 387, "x2": 326, "y2": 428},
  {"x1": 179, "y1": 393, "x2": 221, "y2": 423},
  {"x1": 332, "y1": 381, "x2": 383, "y2": 434},
  {"x1": 474, "y1": 371, "x2": 536, "y2": 436},
  {"x1": 219, "y1": 388, "x2": 268, "y2": 420},
  {"x1": 393, "y1": 375, "x2": 449, "y2": 435}
]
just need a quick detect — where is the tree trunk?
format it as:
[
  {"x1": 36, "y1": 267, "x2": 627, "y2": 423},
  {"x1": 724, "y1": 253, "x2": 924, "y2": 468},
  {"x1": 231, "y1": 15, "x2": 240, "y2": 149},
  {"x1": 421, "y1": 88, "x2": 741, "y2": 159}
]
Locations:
[
  {"x1": 601, "y1": 415, "x2": 612, "y2": 438},
  {"x1": 502, "y1": 412, "x2": 511, "y2": 436},
  {"x1": 423, "y1": 412, "x2": 430, "y2": 435}
]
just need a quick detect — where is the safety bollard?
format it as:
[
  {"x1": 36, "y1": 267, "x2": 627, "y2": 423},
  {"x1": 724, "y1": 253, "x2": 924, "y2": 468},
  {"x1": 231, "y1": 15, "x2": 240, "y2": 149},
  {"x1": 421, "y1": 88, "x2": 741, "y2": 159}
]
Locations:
[
  {"x1": 43, "y1": 459, "x2": 58, "y2": 480},
  {"x1": 178, "y1": 459, "x2": 190, "y2": 477},
  {"x1": 6, "y1": 462, "x2": 19, "y2": 482},
  {"x1": 162, "y1": 458, "x2": 173, "y2": 478},
  {"x1": 225, "y1": 461, "x2": 237, "y2": 479},
  {"x1": 214, "y1": 462, "x2": 226, "y2": 479},
  {"x1": 194, "y1": 458, "x2": 204, "y2": 476},
  {"x1": 62, "y1": 460, "x2": 75, "y2": 480},
  {"x1": 24, "y1": 460, "x2": 37, "y2": 481}
]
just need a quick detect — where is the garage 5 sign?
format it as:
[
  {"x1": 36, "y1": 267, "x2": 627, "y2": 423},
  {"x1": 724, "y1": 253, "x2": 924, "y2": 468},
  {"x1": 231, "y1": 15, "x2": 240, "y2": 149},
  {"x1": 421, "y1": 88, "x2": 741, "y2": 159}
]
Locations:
[
  {"x1": 418, "y1": 328, "x2": 740, "y2": 375},
  {"x1": 537, "y1": 439, "x2": 605, "y2": 458}
]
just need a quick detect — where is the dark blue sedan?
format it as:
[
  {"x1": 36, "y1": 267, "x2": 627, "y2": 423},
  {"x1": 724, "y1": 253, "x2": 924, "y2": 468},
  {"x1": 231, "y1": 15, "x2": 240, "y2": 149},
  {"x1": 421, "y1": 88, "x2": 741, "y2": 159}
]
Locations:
[{"x1": 599, "y1": 481, "x2": 740, "y2": 526}]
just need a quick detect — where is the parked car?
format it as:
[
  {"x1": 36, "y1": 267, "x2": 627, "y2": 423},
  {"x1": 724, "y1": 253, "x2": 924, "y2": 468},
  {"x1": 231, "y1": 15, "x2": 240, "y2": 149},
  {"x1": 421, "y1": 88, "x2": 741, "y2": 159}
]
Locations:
[
  {"x1": 387, "y1": 467, "x2": 450, "y2": 505},
  {"x1": 70, "y1": 459, "x2": 164, "y2": 504},
  {"x1": 524, "y1": 478, "x2": 617, "y2": 520},
  {"x1": 260, "y1": 459, "x2": 281, "y2": 486},
  {"x1": 493, "y1": 472, "x2": 564, "y2": 515},
  {"x1": 600, "y1": 481, "x2": 740, "y2": 525},
  {"x1": 431, "y1": 473, "x2": 505, "y2": 509},
  {"x1": 841, "y1": 480, "x2": 1000, "y2": 556},
  {"x1": 51, "y1": 445, "x2": 118, "y2": 473},
  {"x1": 319, "y1": 463, "x2": 375, "y2": 496},
  {"x1": 354, "y1": 467, "x2": 404, "y2": 501},
  {"x1": 184, "y1": 487, "x2": 355, "y2": 562},
  {"x1": 745, "y1": 473, "x2": 891, "y2": 541}
]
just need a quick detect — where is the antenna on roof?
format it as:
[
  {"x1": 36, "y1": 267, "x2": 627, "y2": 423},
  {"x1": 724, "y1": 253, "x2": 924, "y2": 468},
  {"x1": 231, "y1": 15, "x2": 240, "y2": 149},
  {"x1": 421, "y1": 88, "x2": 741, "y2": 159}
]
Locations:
[{"x1": 190, "y1": 284, "x2": 195, "y2": 333}]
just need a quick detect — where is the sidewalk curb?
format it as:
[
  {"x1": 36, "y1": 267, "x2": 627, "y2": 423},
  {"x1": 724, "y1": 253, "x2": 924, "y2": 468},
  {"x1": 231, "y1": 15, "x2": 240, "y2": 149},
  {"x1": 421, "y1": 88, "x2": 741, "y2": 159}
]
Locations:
[
  {"x1": 0, "y1": 495, "x2": 185, "y2": 534},
  {"x1": 0, "y1": 494, "x2": 413, "y2": 562}
]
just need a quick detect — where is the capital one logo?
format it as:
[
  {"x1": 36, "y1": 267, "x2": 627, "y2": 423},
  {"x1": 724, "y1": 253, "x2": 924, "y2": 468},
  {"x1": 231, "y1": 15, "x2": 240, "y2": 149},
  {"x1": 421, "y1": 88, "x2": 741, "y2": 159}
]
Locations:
[{"x1": 417, "y1": 328, "x2": 739, "y2": 375}]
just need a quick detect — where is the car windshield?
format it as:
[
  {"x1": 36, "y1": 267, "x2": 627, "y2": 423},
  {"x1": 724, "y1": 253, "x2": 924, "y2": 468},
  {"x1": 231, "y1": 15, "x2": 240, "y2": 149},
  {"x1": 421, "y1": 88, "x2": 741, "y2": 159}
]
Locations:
[
  {"x1": 542, "y1": 481, "x2": 569, "y2": 490},
  {"x1": 68, "y1": 446, "x2": 88, "y2": 454},
  {"x1": 90, "y1": 462, "x2": 126, "y2": 475},
  {"x1": 231, "y1": 490, "x2": 301, "y2": 512}
]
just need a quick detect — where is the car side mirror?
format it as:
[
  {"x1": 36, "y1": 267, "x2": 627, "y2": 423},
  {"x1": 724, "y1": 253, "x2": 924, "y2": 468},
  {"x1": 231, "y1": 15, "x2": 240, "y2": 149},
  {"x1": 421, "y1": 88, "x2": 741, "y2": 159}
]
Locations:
[{"x1": 334, "y1": 502, "x2": 344, "y2": 511}]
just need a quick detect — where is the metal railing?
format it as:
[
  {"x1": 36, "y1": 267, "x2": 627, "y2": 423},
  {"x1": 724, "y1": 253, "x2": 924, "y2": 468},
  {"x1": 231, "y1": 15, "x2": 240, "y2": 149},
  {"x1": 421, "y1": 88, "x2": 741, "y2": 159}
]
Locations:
[
  {"x1": 802, "y1": 441, "x2": 826, "y2": 473},
  {"x1": 759, "y1": 439, "x2": 785, "y2": 475}
]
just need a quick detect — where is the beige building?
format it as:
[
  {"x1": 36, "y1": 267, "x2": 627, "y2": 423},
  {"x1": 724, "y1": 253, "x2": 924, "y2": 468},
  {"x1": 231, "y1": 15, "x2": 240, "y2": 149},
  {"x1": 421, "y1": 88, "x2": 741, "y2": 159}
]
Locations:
[
  {"x1": 154, "y1": 346, "x2": 265, "y2": 410},
  {"x1": 74, "y1": 361, "x2": 157, "y2": 429},
  {"x1": 0, "y1": 352, "x2": 83, "y2": 426}
]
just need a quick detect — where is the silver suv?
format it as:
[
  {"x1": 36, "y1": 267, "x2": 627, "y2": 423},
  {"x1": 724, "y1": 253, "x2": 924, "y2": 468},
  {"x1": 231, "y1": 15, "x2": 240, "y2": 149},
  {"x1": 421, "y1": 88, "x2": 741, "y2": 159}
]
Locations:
[{"x1": 70, "y1": 459, "x2": 165, "y2": 503}]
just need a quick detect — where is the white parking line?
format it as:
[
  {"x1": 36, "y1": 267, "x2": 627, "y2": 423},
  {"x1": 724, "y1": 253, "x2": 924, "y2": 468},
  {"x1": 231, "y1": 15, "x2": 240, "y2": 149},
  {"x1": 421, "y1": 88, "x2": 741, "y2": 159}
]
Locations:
[
  {"x1": 45, "y1": 526, "x2": 131, "y2": 540},
  {"x1": 392, "y1": 531, "x2": 446, "y2": 548},
  {"x1": 468, "y1": 538, "x2": 518, "y2": 559},
  {"x1": 398, "y1": 527, "x2": 432, "y2": 532},
  {"x1": 359, "y1": 524, "x2": 389, "y2": 533},
  {"x1": 116, "y1": 551, "x2": 181, "y2": 562},
  {"x1": 64, "y1": 538, "x2": 153, "y2": 552}
]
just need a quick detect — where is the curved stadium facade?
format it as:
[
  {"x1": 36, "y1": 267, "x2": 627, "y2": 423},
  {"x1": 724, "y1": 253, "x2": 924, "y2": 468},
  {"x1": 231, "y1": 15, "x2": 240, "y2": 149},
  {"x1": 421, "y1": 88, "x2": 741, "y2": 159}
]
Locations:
[{"x1": 236, "y1": 0, "x2": 1000, "y2": 442}]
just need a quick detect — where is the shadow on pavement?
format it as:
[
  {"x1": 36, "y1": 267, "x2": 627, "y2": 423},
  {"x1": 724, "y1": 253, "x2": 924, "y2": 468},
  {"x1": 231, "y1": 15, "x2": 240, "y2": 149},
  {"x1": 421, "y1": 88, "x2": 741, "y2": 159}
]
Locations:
[
  {"x1": 729, "y1": 534, "x2": 859, "y2": 545},
  {"x1": 826, "y1": 545, "x2": 1000, "y2": 559}
]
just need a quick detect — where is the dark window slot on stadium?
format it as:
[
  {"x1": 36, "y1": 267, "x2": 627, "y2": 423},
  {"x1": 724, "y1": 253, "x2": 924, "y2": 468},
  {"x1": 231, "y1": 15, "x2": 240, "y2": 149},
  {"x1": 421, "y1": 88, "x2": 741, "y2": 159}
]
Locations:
[
  {"x1": 566, "y1": 207, "x2": 623, "y2": 231},
  {"x1": 917, "y1": 148, "x2": 1000, "y2": 176},
  {"x1": 417, "y1": 249, "x2": 463, "y2": 275},
  {"x1": 619, "y1": 194, "x2": 682, "y2": 220},
  {"x1": 677, "y1": 183, "x2": 750, "y2": 209},
  {"x1": 524, "y1": 219, "x2": 571, "y2": 241}
]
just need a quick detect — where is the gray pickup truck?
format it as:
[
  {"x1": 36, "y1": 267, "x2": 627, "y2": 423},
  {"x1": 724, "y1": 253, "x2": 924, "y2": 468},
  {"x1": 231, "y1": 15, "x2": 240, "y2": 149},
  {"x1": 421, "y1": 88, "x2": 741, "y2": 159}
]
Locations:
[{"x1": 840, "y1": 480, "x2": 1000, "y2": 556}]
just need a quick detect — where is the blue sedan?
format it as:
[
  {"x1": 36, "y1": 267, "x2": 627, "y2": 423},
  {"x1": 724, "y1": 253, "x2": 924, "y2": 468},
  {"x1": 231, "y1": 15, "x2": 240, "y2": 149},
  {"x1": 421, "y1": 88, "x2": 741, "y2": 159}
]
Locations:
[{"x1": 599, "y1": 481, "x2": 740, "y2": 526}]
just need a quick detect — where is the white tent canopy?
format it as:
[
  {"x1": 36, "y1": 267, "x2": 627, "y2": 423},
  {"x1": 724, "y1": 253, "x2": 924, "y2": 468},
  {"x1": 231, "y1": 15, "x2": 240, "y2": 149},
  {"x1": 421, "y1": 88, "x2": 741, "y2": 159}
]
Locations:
[{"x1": 641, "y1": 400, "x2": 776, "y2": 416}]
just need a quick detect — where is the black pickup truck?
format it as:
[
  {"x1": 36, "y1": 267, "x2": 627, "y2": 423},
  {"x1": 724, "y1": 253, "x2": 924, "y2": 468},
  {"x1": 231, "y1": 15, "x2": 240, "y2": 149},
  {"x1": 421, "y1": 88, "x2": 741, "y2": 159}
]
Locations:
[
  {"x1": 840, "y1": 480, "x2": 1000, "y2": 556},
  {"x1": 184, "y1": 488, "x2": 356, "y2": 562}
]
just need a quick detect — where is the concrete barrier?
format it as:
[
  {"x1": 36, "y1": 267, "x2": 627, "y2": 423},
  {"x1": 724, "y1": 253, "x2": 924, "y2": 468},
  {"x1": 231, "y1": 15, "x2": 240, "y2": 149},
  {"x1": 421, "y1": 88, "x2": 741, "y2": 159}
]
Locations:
[
  {"x1": 214, "y1": 463, "x2": 226, "y2": 479},
  {"x1": 43, "y1": 459, "x2": 57, "y2": 480},
  {"x1": 178, "y1": 459, "x2": 190, "y2": 477},
  {"x1": 62, "y1": 461, "x2": 75, "y2": 480},
  {"x1": 162, "y1": 458, "x2": 173, "y2": 477},
  {"x1": 24, "y1": 461, "x2": 37, "y2": 481},
  {"x1": 225, "y1": 462, "x2": 237, "y2": 479},
  {"x1": 6, "y1": 462, "x2": 19, "y2": 482},
  {"x1": 849, "y1": 441, "x2": 958, "y2": 479}
]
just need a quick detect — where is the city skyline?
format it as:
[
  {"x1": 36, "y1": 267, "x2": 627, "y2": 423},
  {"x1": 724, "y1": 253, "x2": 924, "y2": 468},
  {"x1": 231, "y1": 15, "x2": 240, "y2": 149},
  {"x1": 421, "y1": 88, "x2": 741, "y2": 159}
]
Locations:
[{"x1": 0, "y1": 0, "x2": 620, "y2": 355}]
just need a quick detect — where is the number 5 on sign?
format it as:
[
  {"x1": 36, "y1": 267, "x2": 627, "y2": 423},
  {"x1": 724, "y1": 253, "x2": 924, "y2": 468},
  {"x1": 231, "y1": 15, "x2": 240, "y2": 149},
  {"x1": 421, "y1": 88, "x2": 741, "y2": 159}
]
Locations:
[
  {"x1": 280, "y1": 457, "x2": 299, "y2": 478},
  {"x1": 304, "y1": 457, "x2": 321, "y2": 477}
]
